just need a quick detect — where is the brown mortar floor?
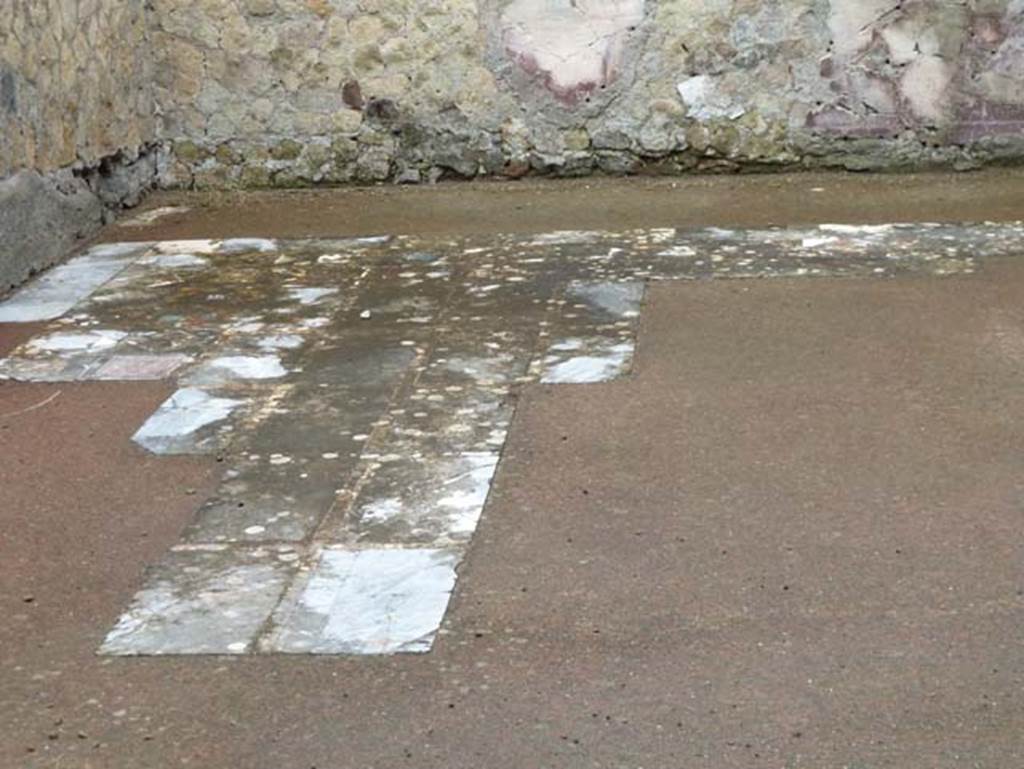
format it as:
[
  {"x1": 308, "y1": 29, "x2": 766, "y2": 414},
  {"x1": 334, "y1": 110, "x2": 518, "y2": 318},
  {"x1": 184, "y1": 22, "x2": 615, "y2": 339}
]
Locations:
[
  {"x1": 2, "y1": 174, "x2": 1024, "y2": 767},
  {"x1": 120, "y1": 168, "x2": 1024, "y2": 242}
]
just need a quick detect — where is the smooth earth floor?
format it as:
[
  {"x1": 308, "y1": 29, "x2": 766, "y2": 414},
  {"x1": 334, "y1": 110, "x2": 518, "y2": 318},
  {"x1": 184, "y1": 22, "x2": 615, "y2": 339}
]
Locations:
[
  {"x1": 117, "y1": 167, "x2": 1024, "y2": 241},
  {"x1": 2, "y1": 171, "x2": 1024, "y2": 768}
]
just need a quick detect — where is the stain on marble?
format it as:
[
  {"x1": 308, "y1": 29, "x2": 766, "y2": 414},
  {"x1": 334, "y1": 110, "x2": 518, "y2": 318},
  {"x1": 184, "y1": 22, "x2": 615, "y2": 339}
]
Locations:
[{"x1": 2, "y1": 222, "x2": 1022, "y2": 656}]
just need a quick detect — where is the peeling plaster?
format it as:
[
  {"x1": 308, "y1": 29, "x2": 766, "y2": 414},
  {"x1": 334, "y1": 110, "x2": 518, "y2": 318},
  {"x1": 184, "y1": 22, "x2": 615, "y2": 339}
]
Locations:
[{"x1": 501, "y1": 0, "x2": 645, "y2": 103}]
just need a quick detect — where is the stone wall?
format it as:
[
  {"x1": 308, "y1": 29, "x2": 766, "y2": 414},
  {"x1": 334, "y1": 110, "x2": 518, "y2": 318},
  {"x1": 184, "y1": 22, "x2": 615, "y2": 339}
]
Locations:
[
  {"x1": 153, "y1": 0, "x2": 1024, "y2": 187},
  {"x1": 0, "y1": 0, "x2": 157, "y2": 292},
  {"x1": 3, "y1": 0, "x2": 1024, "y2": 278}
]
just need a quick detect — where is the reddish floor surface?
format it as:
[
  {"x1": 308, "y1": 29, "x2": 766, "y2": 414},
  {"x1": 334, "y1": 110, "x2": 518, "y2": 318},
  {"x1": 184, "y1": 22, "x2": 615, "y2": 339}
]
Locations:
[
  {"x1": 118, "y1": 168, "x2": 1024, "y2": 242},
  {"x1": 2, "y1": 178, "x2": 1024, "y2": 767}
]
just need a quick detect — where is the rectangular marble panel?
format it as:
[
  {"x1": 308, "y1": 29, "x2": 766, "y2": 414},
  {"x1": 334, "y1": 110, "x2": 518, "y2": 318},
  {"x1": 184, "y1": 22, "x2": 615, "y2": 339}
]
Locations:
[
  {"x1": 100, "y1": 546, "x2": 296, "y2": 656},
  {"x1": 262, "y1": 547, "x2": 459, "y2": 654}
]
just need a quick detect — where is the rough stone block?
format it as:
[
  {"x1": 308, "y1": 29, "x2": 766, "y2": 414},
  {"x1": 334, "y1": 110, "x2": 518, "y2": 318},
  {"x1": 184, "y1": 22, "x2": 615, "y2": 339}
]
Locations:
[{"x1": 0, "y1": 170, "x2": 103, "y2": 296}]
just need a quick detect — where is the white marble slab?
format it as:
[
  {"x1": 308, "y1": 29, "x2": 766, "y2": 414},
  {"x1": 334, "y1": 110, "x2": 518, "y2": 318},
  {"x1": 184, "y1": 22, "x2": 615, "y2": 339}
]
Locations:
[
  {"x1": 263, "y1": 547, "x2": 459, "y2": 654},
  {"x1": 132, "y1": 387, "x2": 244, "y2": 454},
  {"x1": 100, "y1": 547, "x2": 295, "y2": 656},
  {"x1": 0, "y1": 243, "x2": 151, "y2": 322}
]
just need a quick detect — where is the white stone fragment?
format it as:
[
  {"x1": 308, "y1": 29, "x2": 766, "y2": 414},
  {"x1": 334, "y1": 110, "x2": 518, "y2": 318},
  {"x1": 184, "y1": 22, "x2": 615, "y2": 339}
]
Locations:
[
  {"x1": 801, "y1": 236, "x2": 839, "y2": 249},
  {"x1": 567, "y1": 281, "x2": 644, "y2": 317},
  {"x1": 539, "y1": 340, "x2": 635, "y2": 383},
  {"x1": 151, "y1": 239, "x2": 219, "y2": 255},
  {"x1": 528, "y1": 230, "x2": 601, "y2": 246},
  {"x1": 658, "y1": 245, "x2": 697, "y2": 257},
  {"x1": 27, "y1": 329, "x2": 127, "y2": 353},
  {"x1": 218, "y1": 238, "x2": 279, "y2": 253},
  {"x1": 118, "y1": 206, "x2": 191, "y2": 227},
  {"x1": 676, "y1": 75, "x2": 747, "y2": 120},
  {"x1": 257, "y1": 334, "x2": 304, "y2": 351},
  {"x1": 287, "y1": 287, "x2": 338, "y2": 305},
  {"x1": 184, "y1": 355, "x2": 287, "y2": 385},
  {"x1": 437, "y1": 453, "x2": 501, "y2": 536},
  {"x1": 133, "y1": 388, "x2": 244, "y2": 454},
  {"x1": 138, "y1": 252, "x2": 210, "y2": 269},
  {"x1": 91, "y1": 354, "x2": 193, "y2": 381},
  {"x1": 819, "y1": 223, "x2": 896, "y2": 236}
]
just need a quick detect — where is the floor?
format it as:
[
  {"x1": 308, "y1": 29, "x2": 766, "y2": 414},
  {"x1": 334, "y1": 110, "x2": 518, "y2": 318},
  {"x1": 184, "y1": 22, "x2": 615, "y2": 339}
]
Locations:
[{"x1": 2, "y1": 171, "x2": 1024, "y2": 767}]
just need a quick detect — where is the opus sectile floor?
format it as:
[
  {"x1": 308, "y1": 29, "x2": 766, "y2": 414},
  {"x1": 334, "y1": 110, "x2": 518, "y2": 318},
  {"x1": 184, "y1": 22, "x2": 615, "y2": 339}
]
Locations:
[{"x1": 1, "y1": 222, "x2": 1020, "y2": 656}]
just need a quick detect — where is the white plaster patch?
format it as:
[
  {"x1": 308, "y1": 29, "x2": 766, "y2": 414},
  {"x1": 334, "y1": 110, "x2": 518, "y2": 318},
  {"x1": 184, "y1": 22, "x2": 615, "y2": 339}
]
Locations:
[
  {"x1": 502, "y1": 0, "x2": 645, "y2": 101},
  {"x1": 263, "y1": 547, "x2": 459, "y2": 654},
  {"x1": 133, "y1": 388, "x2": 244, "y2": 454}
]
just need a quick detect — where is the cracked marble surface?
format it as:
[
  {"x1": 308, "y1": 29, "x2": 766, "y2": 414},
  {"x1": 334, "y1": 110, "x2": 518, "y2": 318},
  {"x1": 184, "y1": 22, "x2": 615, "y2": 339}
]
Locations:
[{"x1": 2, "y1": 222, "x2": 1022, "y2": 655}]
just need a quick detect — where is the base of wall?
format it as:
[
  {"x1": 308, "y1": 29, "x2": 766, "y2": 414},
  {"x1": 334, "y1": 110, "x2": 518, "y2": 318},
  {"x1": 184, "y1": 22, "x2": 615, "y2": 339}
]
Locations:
[
  {"x1": 160, "y1": 135, "x2": 1024, "y2": 191},
  {"x1": 0, "y1": 146, "x2": 158, "y2": 295},
  {"x1": 157, "y1": 115, "x2": 1024, "y2": 191}
]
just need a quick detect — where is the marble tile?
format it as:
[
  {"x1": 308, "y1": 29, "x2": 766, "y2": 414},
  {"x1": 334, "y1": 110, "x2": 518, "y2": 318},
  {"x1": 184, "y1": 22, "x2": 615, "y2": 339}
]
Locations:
[
  {"x1": 262, "y1": 547, "x2": 459, "y2": 654},
  {"x1": 100, "y1": 546, "x2": 296, "y2": 656}
]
